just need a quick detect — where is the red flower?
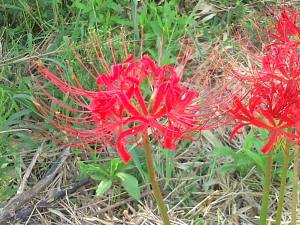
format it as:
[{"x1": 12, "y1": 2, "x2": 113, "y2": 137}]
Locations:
[
  {"x1": 223, "y1": 7, "x2": 300, "y2": 87},
  {"x1": 32, "y1": 33, "x2": 232, "y2": 163},
  {"x1": 261, "y1": 41, "x2": 300, "y2": 82},
  {"x1": 217, "y1": 7, "x2": 300, "y2": 154},
  {"x1": 267, "y1": 9, "x2": 300, "y2": 45},
  {"x1": 229, "y1": 80, "x2": 300, "y2": 153}
]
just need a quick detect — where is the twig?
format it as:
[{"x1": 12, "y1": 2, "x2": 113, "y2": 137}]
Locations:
[
  {"x1": 17, "y1": 141, "x2": 45, "y2": 195},
  {"x1": 92, "y1": 190, "x2": 153, "y2": 217},
  {"x1": 0, "y1": 129, "x2": 31, "y2": 134},
  {"x1": 8, "y1": 177, "x2": 94, "y2": 223},
  {"x1": 0, "y1": 51, "x2": 61, "y2": 67},
  {"x1": 0, "y1": 147, "x2": 71, "y2": 223}
]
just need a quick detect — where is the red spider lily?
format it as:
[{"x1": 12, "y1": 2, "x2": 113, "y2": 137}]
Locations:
[
  {"x1": 220, "y1": 6, "x2": 300, "y2": 86},
  {"x1": 32, "y1": 32, "x2": 234, "y2": 163},
  {"x1": 261, "y1": 41, "x2": 300, "y2": 83},
  {"x1": 216, "y1": 6, "x2": 300, "y2": 155},
  {"x1": 267, "y1": 9, "x2": 300, "y2": 45},
  {"x1": 229, "y1": 79, "x2": 300, "y2": 154}
]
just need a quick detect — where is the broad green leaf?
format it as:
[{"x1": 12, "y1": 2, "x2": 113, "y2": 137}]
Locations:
[
  {"x1": 74, "y1": 1, "x2": 85, "y2": 9},
  {"x1": 217, "y1": 164, "x2": 236, "y2": 173},
  {"x1": 244, "y1": 148, "x2": 266, "y2": 173},
  {"x1": 163, "y1": 1, "x2": 171, "y2": 14},
  {"x1": 243, "y1": 130, "x2": 254, "y2": 150},
  {"x1": 91, "y1": 174, "x2": 106, "y2": 181},
  {"x1": 149, "y1": 21, "x2": 162, "y2": 37},
  {"x1": 253, "y1": 137, "x2": 264, "y2": 152},
  {"x1": 17, "y1": 133, "x2": 39, "y2": 148},
  {"x1": 82, "y1": 5, "x2": 93, "y2": 14},
  {"x1": 138, "y1": 4, "x2": 148, "y2": 25},
  {"x1": 106, "y1": 2, "x2": 123, "y2": 12},
  {"x1": 258, "y1": 128, "x2": 269, "y2": 139},
  {"x1": 79, "y1": 162, "x2": 110, "y2": 177},
  {"x1": 13, "y1": 94, "x2": 32, "y2": 101},
  {"x1": 116, "y1": 172, "x2": 140, "y2": 200},
  {"x1": 96, "y1": 179, "x2": 112, "y2": 195},
  {"x1": 129, "y1": 145, "x2": 147, "y2": 182},
  {"x1": 6, "y1": 109, "x2": 31, "y2": 125},
  {"x1": 116, "y1": 20, "x2": 134, "y2": 27},
  {"x1": 110, "y1": 159, "x2": 120, "y2": 177},
  {"x1": 208, "y1": 146, "x2": 237, "y2": 158},
  {"x1": 236, "y1": 153, "x2": 251, "y2": 166}
]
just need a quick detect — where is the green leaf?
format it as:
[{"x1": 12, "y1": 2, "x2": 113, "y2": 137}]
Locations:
[
  {"x1": 163, "y1": 1, "x2": 171, "y2": 14},
  {"x1": 74, "y1": 1, "x2": 85, "y2": 9},
  {"x1": 13, "y1": 94, "x2": 32, "y2": 101},
  {"x1": 106, "y1": 2, "x2": 123, "y2": 12},
  {"x1": 129, "y1": 145, "x2": 147, "y2": 182},
  {"x1": 91, "y1": 174, "x2": 106, "y2": 181},
  {"x1": 82, "y1": 5, "x2": 93, "y2": 14},
  {"x1": 208, "y1": 146, "x2": 237, "y2": 158},
  {"x1": 244, "y1": 148, "x2": 266, "y2": 173},
  {"x1": 236, "y1": 153, "x2": 251, "y2": 166},
  {"x1": 149, "y1": 21, "x2": 162, "y2": 37},
  {"x1": 27, "y1": 33, "x2": 33, "y2": 50},
  {"x1": 258, "y1": 128, "x2": 268, "y2": 139},
  {"x1": 0, "y1": 4, "x2": 24, "y2": 11},
  {"x1": 79, "y1": 162, "x2": 110, "y2": 177},
  {"x1": 116, "y1": 172, "x2": 140, "y2": 200},
  {"x1": 253, "y1": 137, "x2": 264, "y2": 152},
  {"x1": 117, "y1": 20, "x2": 134, "y2": 27},
  {"x1": 243, "y1": 130, "x2": 254, "y2": 150},
  {"x1": 17, "y1": 133, "x2": 39, "y2": 148},
  {"x1": 163, "y1": 148, "x2": 174, "y2": 188},
  {"x1": 138, "y1": 4, "x2": 147, "y2": 25},
  {"x1": 6, "y1": 109, "x2": 31, "y2": 126},
  {"x1": 217, "y1": 164, "x2": 236, "y2": 173},
  {"x1": 110, "y1": 159, "x2": 120, "y2": 177},
  {"x1": 96, "y1": 179, "x2": 112, "y2": 195}
]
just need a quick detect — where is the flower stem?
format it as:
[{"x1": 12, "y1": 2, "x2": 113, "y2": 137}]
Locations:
[
  {"x1": 275, "y1": 141, "x2": 290, "y2": 225},
  {"x1": 292, "y1": 145, "x2": 298, "y2": 225},
  {"x1": 144, "y1": 138, "x2": 171, "y2": 225},
  {"x1": 259, "y1": 146, "x2": 274, "y2": 225}
]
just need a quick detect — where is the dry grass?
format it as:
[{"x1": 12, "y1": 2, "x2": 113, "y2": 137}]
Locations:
[{"x1": 3, "y1": 120, "x2": 299, "y2": 225}]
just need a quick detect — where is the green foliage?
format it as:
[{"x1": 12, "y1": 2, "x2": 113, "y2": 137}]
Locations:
[
  {"x1": 67, "y1": 0, "x2": 129, "y2": 28},
  {"x1": 209, "y1": 128, "x2": 297, "y2": 181},
  {"x1": 208, "y1": 129, "x2": 269, "y2": 176},
  {"x1": 138, "y1": 0, "x2": 196, "y2": 65},
  {"x1": 77, "y1": 159, "x2": 141, "y2": 200},
  {"x1": 0, "y1": 88, "x2": 32, "y2": 204}
]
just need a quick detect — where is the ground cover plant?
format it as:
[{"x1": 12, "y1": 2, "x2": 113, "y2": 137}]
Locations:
[{"x1": 0, "y1": 0, "x2": 299, "y2": 224}]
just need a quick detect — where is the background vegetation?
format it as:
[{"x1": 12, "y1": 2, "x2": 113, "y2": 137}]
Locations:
[{"x1": 1, "y1": 0, "x2": 293, "y2": 224}]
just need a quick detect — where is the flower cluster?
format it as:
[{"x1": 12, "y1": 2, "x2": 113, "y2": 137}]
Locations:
[
  {"x1": 227, "y1": 8, "x2": 300, "y2": 154},
  {"x1": 32, "y1": 33, "x2": 232, "y2": 163}
]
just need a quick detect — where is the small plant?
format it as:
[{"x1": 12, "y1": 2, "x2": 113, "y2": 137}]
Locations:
[
  {"x1": 78, "y1": 159, "x2": 141, "y2": 200},
  {"x1": 209, "y1": 128, "x2": 295, "y2": 183}
]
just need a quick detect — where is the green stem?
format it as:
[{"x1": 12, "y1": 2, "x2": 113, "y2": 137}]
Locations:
[
  {"x1": 291, "y1": 145, "x2": 298, "y2": 225},
  {"x1": 259, "y1": 146, "x2": 274, "y2": 225},
  {"x1": 275, "y1": 141, "x2": 290, "y2": 225},
  {"x1": 144, "y1": 138, "x2": 171, "y2": 225}
]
